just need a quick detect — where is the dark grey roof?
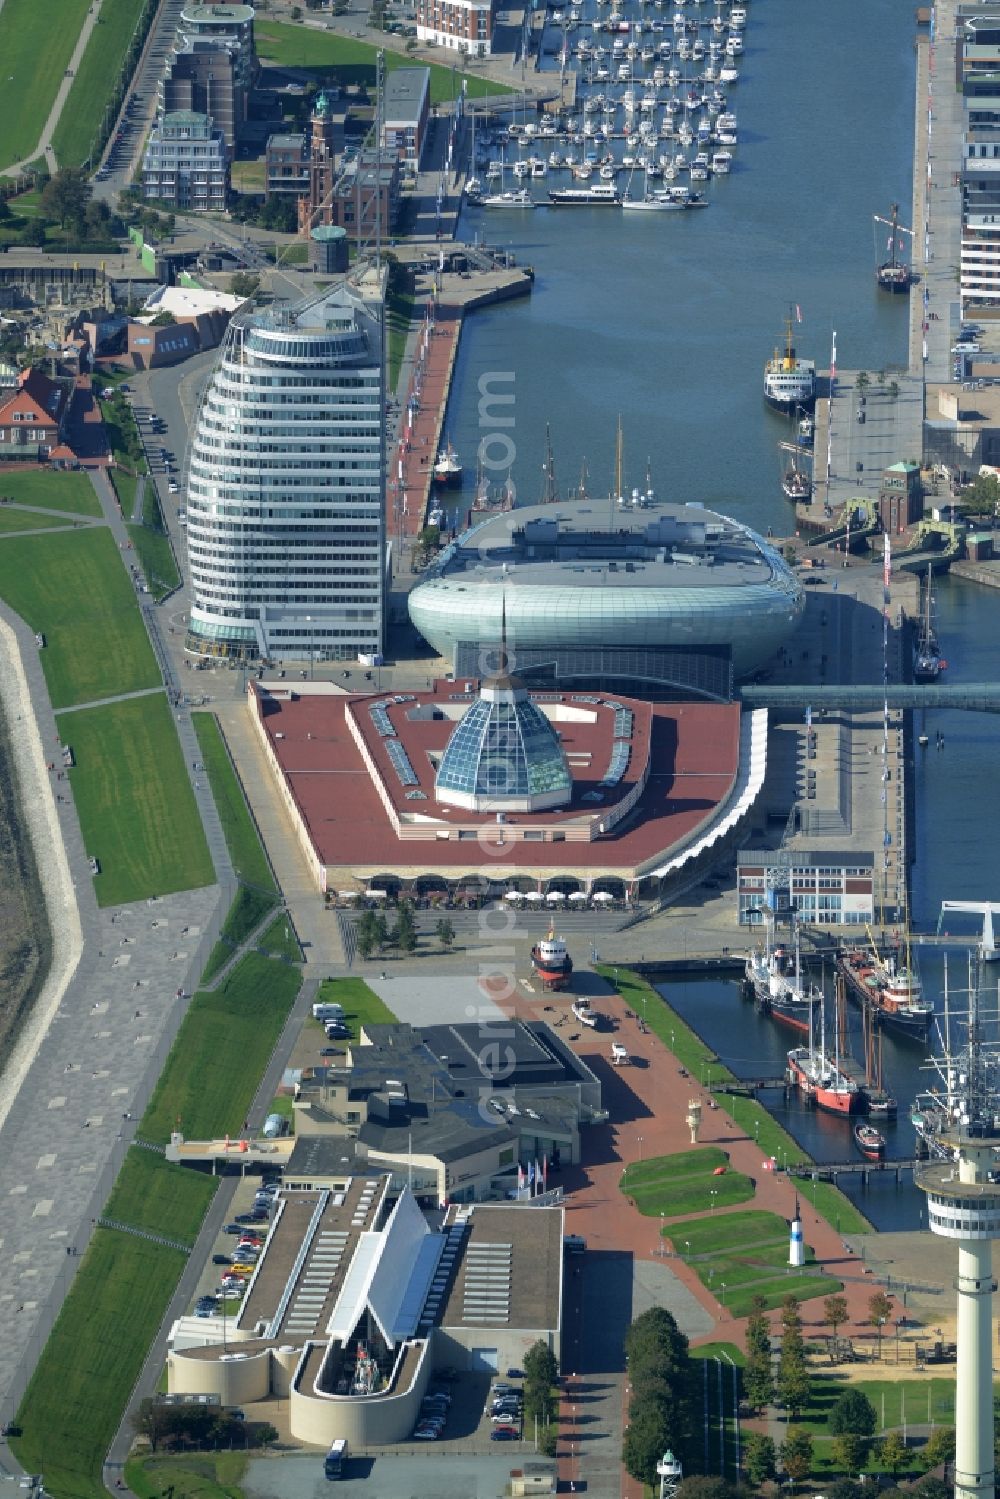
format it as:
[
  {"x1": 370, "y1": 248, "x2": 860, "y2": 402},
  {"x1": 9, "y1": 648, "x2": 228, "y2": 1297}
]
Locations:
[
  {"x1": 383, "y1": 67, "x2": 430, "y2": 124},
  {"x1": 359, "y1": 1100, "x2": 515, "y2": 1163},
  {"x1": 286, "y1": 1135, "x2": 374, "y2": 1178}
]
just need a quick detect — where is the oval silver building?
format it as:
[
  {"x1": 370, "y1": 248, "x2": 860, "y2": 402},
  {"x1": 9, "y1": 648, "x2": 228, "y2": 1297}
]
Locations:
[{"x1": 408, "y1": 497, "x2": 804, "y2": 699}]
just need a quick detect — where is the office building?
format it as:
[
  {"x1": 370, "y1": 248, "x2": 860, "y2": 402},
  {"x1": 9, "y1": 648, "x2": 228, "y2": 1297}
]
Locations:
[
  {"x1": 416, "y1": 0, "x2": 495, "y2": 56},
  {"x1": 185, "y1": 283, "x2": 385, "y2": 662}
]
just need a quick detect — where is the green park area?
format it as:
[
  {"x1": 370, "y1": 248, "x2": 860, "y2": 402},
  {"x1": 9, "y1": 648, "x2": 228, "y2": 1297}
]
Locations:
[
  {"x1": 664, "y1": 1208, "x2": 840, "y2": 1318},
  {"x1": 621, "y1": 1147, "x2": 755, "y2": 1218},
  {"x1": 796, "y1": 1376, "x2": 957, "y2": 1480},
  {"x1": 64, "y1": 694, "x2": 214, "y2": 906},
  {"x1": 254, "y1": 21, "x2": 513, "y2": 103},
  {"x1": 126, "y1": 1452, "x2": 248, "y2": 1499},
  {"x1": 0, "y1": 527, "x2": 159, "y2": 707},
  {"x1": 599, "y1": 966, "x2": 870, "y2": 1236},
  {"x1": 141, "y1": 951, "x2": 302, "y2": 1143},
  {"x1": 0, "y1": 0, "x2": 91, "y2": 170},
  {"x1": 313, "y1": 974, "x2": 397, "y2": 1040},
  {"x1": 0, "y1": 469, "x2": 102, "y2": 516},
  {"x1": 0, "y1": 509, "x2": 72, "y2": 534},
  {"x1": 51, "y1": 0, "x2": 148, "y2": 169},
  {"x1": 12, "y1": 1231, "x2": 188, "y2": 1499}
]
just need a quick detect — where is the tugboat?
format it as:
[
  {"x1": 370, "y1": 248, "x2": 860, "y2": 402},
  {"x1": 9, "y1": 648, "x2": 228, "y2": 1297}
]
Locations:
[
  {"x1": 912, "y1": 565, "x2": 945, "y2": 683},
  {"x1": 854, "y1": 1122, "x2": 886, "y2": 1159},
  {"x1": 531, "y1": 928, "x2": 574, "y2": 991},
  {"x1": 764, "y1": 308, "x2": 816, "y2": 413},
  {"x1": 873, "y1": 202, "x2": 914, "y2": 294},
  {"x1": 432, "y1": 441, "x2": 463, "y2": 488},
  {"x1": 836, "y1": 937, "x2": 933, "y2": 1039}
]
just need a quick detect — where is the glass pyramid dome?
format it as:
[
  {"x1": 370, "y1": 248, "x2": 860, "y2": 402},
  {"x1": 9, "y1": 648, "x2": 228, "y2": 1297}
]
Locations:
[{"x1": 435, "y1": 676, "x2": 573, "y2": 813}]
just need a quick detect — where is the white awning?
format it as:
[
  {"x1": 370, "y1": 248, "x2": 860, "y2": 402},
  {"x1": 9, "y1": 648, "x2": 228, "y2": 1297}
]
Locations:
[
  {"x1": 568, "y1": 891, "x2": 588, "y2": 902},
  {"x1": 546, "y1": 891, "x2": 566, "y2": 902}
]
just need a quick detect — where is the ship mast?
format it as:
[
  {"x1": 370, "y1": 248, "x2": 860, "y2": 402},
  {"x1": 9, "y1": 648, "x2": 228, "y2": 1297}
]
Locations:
[{"x1": 540, "y1": 422, "x2": 558, "y2": 505}]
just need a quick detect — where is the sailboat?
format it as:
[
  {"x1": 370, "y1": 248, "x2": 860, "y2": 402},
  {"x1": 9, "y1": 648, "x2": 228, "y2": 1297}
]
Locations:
[
  {"x1": 912, "y1": 564, "x2": 945, "y2": 682},
  {"x1": 779, "y1": 440, "x2": 812, "y2": 502},
  {"x1": 873, "y1": 202, "x2": 914, "y2": 293},
  {"x1": 466, "y1": 105, "x2": 482, "y2": 201},
  {"x1": 786, "y1": 985, "x2": 862, "y2": 1116}
]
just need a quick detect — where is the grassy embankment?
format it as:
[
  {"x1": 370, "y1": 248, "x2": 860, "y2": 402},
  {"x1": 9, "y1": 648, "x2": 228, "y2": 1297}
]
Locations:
[
  {"x1": 661, "y1": 1206, "x2": 841, "y2": 1319},
  {"x1": 0, "y1": 0, "x2": 90, "y2": 170},
  {"x1": 50, "y1": 0, "x2": 147, "y2": 169},
  {"x1": 192, "y1": 714, "x2": 280, "y2": 982},
  {"x1": 599, "y1": 966, "x2": 870, "y2": 1237},
  {"x1": 0, "y1": 469, "x2": 102, "y2": 516}
]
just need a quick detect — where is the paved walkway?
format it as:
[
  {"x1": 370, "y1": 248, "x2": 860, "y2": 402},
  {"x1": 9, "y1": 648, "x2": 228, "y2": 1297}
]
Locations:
[{"x1": 2, "y1": 0, "x2": 106, "y2": 177}]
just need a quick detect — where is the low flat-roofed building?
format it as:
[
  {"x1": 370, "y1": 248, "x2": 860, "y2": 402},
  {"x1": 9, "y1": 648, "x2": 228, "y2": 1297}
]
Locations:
[
  {"x1": 287, "y1": 1019, "x2": 602, "y2": 1199},
  {"x1": 167, "y1": 1184, "x2": 563, "y2": 1446}
]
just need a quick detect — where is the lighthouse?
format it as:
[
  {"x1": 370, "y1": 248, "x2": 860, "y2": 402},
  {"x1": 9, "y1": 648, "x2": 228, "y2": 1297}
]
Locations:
[{"x1": 788, "y1": 1196, "x2": 804, "y2": 1267}]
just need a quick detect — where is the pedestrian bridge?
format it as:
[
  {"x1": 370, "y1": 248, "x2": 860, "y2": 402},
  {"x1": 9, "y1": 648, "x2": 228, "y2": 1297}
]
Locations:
[{"x1": 740, "y1": 683, "x2": 1000, "y2": 714}]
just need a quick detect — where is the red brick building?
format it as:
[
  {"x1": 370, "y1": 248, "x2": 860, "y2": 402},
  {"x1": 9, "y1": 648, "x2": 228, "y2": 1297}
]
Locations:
[{"x1": 0, "y1": 368, "x2": 71, "y2": 459}]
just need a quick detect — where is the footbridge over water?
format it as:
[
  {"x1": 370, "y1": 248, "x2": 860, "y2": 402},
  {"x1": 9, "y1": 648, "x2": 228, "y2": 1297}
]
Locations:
[{"x1": 740, "y1": 683, "x2": 1000, "y2": 714}]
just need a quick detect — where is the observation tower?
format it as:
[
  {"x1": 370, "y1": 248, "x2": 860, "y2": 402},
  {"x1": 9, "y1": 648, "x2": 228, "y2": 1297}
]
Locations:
[{"x1": 916, "y1": 933, "x2": 1000, "y2": 1499}]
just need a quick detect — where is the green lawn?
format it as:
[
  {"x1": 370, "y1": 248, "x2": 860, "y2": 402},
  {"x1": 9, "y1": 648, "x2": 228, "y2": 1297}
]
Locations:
[
  {"x1": 689, "y1": 1341, "x2": 746, "y2": 1366},
  {"x1": 314, "y1": 974, "x2": 397, "y2": 1039},
  {"x1": 255, "y1": 21, "x2": 514, "y2": 103},
  {"x1": 0, "y1": 528, "x2": 159, "y2": 707},
  {"x1": 64, "y1": 694, "x2": 214, "y2": 905},
  {"x1": 387, "y1": 278, "x2": 415, "y2": 395},
  {"x1": 599, "y1": 967, "x2": 870, "y2": 1235},
  {"x1": 202, "y1": 888, "x2": 281, "y2": 984},
  {"x1": 664, "y1": 1207, "x2": 842, "y2": 1319},
  {"x1": 101, "y1": 397, "x2": 147, "y2": 474},
  {"x1": 140, "y1": 951, "x2": 301, "y2": 1143},
  {"x1": 192, "y1": 715, "x2": 277, "y2": 890},
  {"x1": 127, "y1": 522, "x2": 181, "y2": 599},
  {"x1": 11, "y1": 1230, "x2": 188, "y2": 1499},
  {"x1": 0, "y1": 507, "x2": 71, "y2": 533},
  {"x1": 258, "y1": 912, "x2": 302, "y2": 963},
  {"x1": 621, "y1": 1148, "x2": 755, "y2": 1218},
  {"x1": 0, "y1": 0, "x2": 91, "y2": 170},
  {"x1": 797, "y1": 1376, "x2": 956, "y2": 1439},
  {"x1": 0, "y1": 468, "x2": 102, "y2": 515},
  {"x1": 111, "y1": 469, "x2": 137, "y2": 519},
  {"x1": 231, "y1": 159, "x2": 265, "y2": 193},
  {"x1": 51, "y1": 0, "x2": 146, "y2": 169},
  {"x1": 102, "y1": 1147, "x2": 218, "y2": 1246},
  {"x1": 126, "y1": 1452, "x2": 248, "y2": 1499}
]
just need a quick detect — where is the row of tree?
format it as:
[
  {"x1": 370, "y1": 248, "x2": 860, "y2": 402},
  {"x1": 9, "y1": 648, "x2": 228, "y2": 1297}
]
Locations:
[
  {"x1": 355, "y1": 903, "x2": 454, "y2": 959},
  {"x1": 521, "y1": 1339, "x2": 559, "y2": 1456},
  {"x1": 622, "y1": 1307, "x2": 692, "y2": 1487}
]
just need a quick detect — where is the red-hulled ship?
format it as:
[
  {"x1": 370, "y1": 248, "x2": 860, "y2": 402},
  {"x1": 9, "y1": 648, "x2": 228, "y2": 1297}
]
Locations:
[
  {"x1": 836, "y1": 942, "x2": 932, "y2": 1039},
  {"x1": 786, "y1": 995, "x2": 862, "y2": 1116},
  {"x1": 531, "y1": 928, "x2": 573, "y2": 991}
]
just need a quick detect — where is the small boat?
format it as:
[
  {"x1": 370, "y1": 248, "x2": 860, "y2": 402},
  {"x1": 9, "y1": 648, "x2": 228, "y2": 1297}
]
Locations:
[
  {"x1": 480, "y1": 188, "x2": 536, "y2": 208},
  {"x1": 548, "y1": 183, "x2": 622, "y2": 205},
  {"x1": 432, "y1": 441, "x2": 463, "y2": 487},
  {"x1": 798, "y1": 412, "x2": 815, "y2": 444},
  {"x1": 780, "y1": 440, "x2": 812, "y2": 502},
  {"x1": 854, "y1": 1123, "x2": 886, "y2": 1160},
  {"x1": 874, "y1": 201, "x2": 914, "y2": 294}
]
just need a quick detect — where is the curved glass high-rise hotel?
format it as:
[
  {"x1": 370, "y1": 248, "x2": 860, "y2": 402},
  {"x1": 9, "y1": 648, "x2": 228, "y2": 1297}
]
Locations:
[{"x1": 185, "y1": 284, "x2": 385, "y2": 662}]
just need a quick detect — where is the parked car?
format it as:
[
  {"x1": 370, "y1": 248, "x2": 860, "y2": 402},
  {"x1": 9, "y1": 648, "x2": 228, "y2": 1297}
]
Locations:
[
  {"x1": 212, "y1": 1254, "x2": 232, "y2": 1265},
  {"x1": 491, "y1": 1427, "x2": 519, "y2": 1441}
]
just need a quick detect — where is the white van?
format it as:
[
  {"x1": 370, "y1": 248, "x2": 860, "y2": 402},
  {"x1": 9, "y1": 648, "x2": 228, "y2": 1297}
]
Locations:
[
  {"x1": 313, "y1": 1002, "x2": 345, "y2": 1021},
  {"x1": 262, "y1": 1113, "x2": 288, "y2": 1139},
  {"x1": 611, "y1": 1042, "x2": 629, "y2": 1066}
]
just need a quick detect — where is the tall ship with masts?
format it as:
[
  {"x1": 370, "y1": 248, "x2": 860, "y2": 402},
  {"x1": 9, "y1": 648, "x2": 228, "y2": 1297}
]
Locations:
[
  {"x1": 836, "y1": 928, "x2": 933, "y2": 1039},
  {"x1": 786, "y1": 987, "x2": 863, "y2": 1115},
  {"x1": 763, "y1": 308, "x2": 816, "y2": 414},
  {"x1": 743, "y1": 917, "x2": 818, "y2": 1035},
  {"x1": 873, "y1": 202, "x2": 914, "y2": 294},
  {"x1": 912, "y1": 564, "x2": 945, "y2": 683}
]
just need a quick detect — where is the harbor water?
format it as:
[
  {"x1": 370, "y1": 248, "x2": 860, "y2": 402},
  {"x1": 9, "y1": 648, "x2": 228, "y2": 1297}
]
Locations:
[{"x1": 439, "y1": 0, "x2": 1000, "y2": 1228}]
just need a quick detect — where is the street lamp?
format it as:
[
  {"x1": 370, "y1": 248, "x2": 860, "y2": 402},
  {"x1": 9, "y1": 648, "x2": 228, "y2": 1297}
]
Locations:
[
  {"x1": 721, "y1": 1281, "x2": 727, "y2": 1307},
  {"x1": 710, "y1": 1189, "x2": 718, "y2": 1214},
  {"x1": 638, "y1": 1135, "x2": 645, "y2": 1162}
]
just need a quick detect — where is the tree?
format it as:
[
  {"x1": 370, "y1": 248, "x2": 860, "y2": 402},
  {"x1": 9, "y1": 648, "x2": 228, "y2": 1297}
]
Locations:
[
  {"x1": 830, "y1": 1388, "x2": 877, "y2": 1438},
  {"x1": 914, "y1": 1479, "x2": 950, "y2": 1499},
  {"x1": 781, "y1": 1294, "x2": 803, "y2": 1332},
  {"x1": 624, "y1": 1306, "x2": 689, "y2": 1382},
  {"x1": 20, "y1": 218, "x2": 48, "y2": 247},
  {"x1": 921, "y1": 1427, "x2": 955, "y2": 1472},
  {"x1": 823, "y1": 1294, "x2": 849, "y2": 1341},
  {"x1": 777, "y1": 1357, "x2": 810, "y2": 1420},
  {"x1": 230, "y1": 271, "x2": 260, "y2": 299},
  {"x1": 392, "y1": 899, "x2": 417, "y2": 953},
  {"x1": 780, "y1": 1427, "x2": 814, "y2": 1488},
  {"x1": 674, "y1": 1481, "x2": 739, "y2": 1499},
  {"x1": 868, "y1": 1290, "x2": 893, "y2": 1355},
  {"x1": 833, "y1": 1431, "x2": 870, "y2": 1477},
  {"x1": 40, "y1": 167, "x2": 90, "y2": 228},
  {"x1": 435, "y1": 916, "x2": 455, "y2": 949},
  {"x1": 744, "y1": 1431, "x2": 777, "y2": 1486},
  {"x1": 828, "y1": 1480, "x2": 864, "y2": 1499},
  {"x1": 878, "y1": 1430, "x2": 908, "y2": 1479},
  {"x1": 372, "y1": 911, "x2": 388, "y2": 951},
  {"x1": 523, "y1": 1339, "x2": 558, "y2": 1393},
  {"x1": 744, "y1": 1351, "x2": 773, "y2": 1413},
  {"x1": 856, "y1": 370, "x2": 870, "y2": 393},
  {"x1": 746, "y1": 1306, "x2": 771, "y2": 1359},
  {"x1": 888, "y1": 380, "x2": 899, "y2": 399},
  {"x1": 0, "y1": 198, "x2": 11, "y2": 223},
  {"x1": 624, "y1": 1403, "x2": 676, "y2": 1487}
]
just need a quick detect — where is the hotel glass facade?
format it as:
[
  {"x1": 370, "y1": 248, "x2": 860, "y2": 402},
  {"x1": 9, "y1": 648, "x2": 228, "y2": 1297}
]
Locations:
[{"x1": 185, "y1": 284, "x2": 385, "y2": 661}]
